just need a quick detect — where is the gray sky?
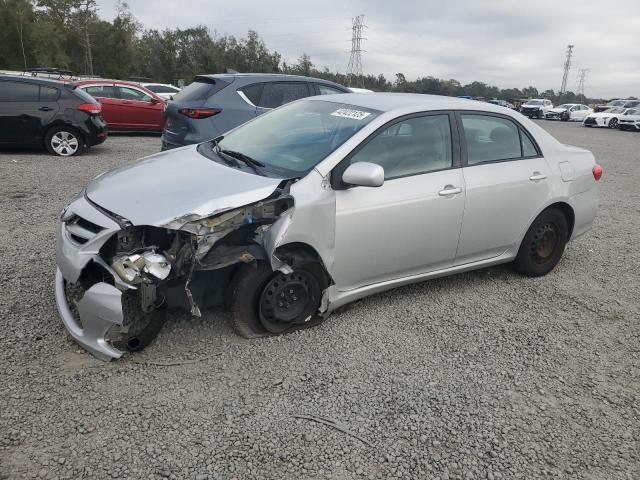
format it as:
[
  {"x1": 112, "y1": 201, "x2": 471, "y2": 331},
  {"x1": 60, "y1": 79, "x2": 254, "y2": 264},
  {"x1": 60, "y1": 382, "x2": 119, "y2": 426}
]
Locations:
[{"x1": 97, "y1": 0, "x2": 639, "y2": 98}]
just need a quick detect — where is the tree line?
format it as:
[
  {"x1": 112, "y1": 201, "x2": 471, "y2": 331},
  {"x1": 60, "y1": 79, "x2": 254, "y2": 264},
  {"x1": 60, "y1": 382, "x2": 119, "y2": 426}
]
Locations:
[{"x1": 0, "y1": 0, "x2": 606, "y2": 103}]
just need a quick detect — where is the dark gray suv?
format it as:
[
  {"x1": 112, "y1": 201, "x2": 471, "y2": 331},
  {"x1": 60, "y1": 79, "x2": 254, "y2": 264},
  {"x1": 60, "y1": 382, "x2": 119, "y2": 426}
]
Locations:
[{"x1": 161, "y1": 73, "x2": 350, "y2": 150}]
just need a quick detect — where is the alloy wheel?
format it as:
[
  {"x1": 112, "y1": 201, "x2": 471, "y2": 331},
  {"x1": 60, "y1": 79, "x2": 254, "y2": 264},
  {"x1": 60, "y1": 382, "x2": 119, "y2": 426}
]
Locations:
[{"x1": 51, "y1": 131, "x2": 79, "y2": 156}]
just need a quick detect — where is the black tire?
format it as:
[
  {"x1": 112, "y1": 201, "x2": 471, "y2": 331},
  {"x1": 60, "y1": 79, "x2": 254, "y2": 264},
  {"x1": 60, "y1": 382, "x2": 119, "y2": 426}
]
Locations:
[
  {"x1": 608, "y1": 118, "x2": 618, "y2": 129},
  {"x1": 228, "y1": 260, "x2": 327, "y2": 338},
  {"x1": 112, "y1": 290, "x2": 167, "y2": 352},
  {"x1": 514, "y1": 208, "x2": 569, "y2": 277},
  {"x1": 44, "y1": 126, "x2": 86, "y2": 157},
  {"x1": 561, "y1": 112, "x2": 569, "y2": 121}
]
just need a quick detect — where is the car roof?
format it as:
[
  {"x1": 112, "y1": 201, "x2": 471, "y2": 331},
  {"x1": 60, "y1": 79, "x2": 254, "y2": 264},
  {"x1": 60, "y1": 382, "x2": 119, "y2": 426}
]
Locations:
[
  {"x1": 197, "y1": 73, "x2": 347, "y2": 88},
  {"x1": 307, "y1": 92, "x2": 513, "y2": 114},
  {"x1": 74, "y1": 78, "x2": 143, "y2": 87},
  {"x1": 0, "y1": 74, "x2": 68, "y2": 88}
]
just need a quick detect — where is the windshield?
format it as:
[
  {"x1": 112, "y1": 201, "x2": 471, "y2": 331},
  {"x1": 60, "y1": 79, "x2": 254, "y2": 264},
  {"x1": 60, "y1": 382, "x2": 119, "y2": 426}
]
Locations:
[
  {"x1": 606, "y1": 107, "x2": 624, "y2": 114},
  {"x1": 608, "y1": 100, "x2": 626, "y2": 107},
  {"x1": 206, "y1": 100, "x2": 380, "y2": 177},
  {"x1": 526, "y1": 100, "x2": 543, "y2": 105},
  {"x1": 557, "y1": 104, "x2": 573, "y2": 109}
]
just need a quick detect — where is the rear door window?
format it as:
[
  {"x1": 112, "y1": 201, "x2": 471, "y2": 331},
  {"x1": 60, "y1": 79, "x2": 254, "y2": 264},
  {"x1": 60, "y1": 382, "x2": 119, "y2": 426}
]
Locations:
[
  {"x1": 461, "y1": 114, "x2": 538, "y2": 165},
  {"x1": 84, "y1": 85, "x2": 117, "y2": 98},
  {"x1": 258, "y1": 82, "x2": 311, "y2": 109},
  {"x1": 0, "y1": 82, "x2": 40, "y2": 101}
]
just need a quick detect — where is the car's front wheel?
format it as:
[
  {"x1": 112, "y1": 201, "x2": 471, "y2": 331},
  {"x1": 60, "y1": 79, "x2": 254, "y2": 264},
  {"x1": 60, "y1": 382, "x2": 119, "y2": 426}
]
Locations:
[
  {"x1": 111, "y1": 290, "x2": 167, "y2": 352},
  {"x1": 228, "y1": 261, "x2": 327, "y2": 338},
  {"x1": 608, "y1": 118, "x2": 618, "y2": 129},
  {"x1": 514, "y1": 208, "x2": 568, "y2": 277},
  {"x1": 45, "y1": 126, "x2": 85, "y2": 157}
]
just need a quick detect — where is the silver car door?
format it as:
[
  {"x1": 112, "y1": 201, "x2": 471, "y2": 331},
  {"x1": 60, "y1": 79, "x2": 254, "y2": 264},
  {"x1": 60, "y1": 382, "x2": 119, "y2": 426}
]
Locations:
[
  {"x1": 454, "y1": 112, "x2": 552, "y2": 265},
  {"x1": 332, "y1": 112, "x2": 465, "y2": 291}
]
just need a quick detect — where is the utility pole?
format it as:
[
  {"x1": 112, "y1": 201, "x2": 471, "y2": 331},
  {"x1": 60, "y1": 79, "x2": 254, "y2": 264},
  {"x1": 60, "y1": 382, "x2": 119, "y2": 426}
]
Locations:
[
  {"x1": 78, "y1": 0, "x2": 97, "y2": 76},
  {"x1": 346, "y1": 15, "x2": 366, "y2": 88},
  {"x1": 559, "y1": 44, "x2": 574, "y2": 94},
  {"x1": 577, "y1": 69, "x2": 589, "y2": 100}
]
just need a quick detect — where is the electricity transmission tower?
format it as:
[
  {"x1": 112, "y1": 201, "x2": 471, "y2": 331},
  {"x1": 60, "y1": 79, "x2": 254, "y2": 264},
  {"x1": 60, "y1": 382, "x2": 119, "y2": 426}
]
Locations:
[
  {"x1": 577, "y1": 69, "x2": 589, "y2": 99},
  {"x1": 346, "y1": 15, "x2": 366, "y2": 88},
  {"x1": 559, "y1": 44, "x2": 574, "y2": 94}
]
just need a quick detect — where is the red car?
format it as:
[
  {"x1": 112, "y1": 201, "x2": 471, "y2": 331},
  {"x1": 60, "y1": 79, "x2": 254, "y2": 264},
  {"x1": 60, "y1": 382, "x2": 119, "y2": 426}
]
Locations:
[{"x1": 73, "y1": 79, "x2": 165, "y2": 132}]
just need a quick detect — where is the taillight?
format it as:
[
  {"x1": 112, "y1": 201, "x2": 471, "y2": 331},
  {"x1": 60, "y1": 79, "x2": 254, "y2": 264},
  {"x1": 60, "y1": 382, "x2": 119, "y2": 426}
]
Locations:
[
  {"x1": 77, "y1": 103, "x2": 101, "y2": 115},
  {"x1": 178, "y1": 107, "x2": 221, "y2": 119},
  {"x1": 592, "y1": 164, "x2": 603, "y2": 181}
]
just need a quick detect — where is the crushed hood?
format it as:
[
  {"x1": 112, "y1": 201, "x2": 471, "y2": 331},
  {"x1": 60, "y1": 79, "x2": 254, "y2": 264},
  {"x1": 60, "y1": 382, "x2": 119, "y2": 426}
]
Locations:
[{"x1": 86, "y1": 145, "x2": 284, "y2": 226}]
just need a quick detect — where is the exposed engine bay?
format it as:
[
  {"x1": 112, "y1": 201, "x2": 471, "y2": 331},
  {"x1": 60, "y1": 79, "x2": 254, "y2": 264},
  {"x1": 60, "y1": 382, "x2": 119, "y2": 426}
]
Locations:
[{"x1": 105, "y1": 191, "x2": 293, "y2": 314}]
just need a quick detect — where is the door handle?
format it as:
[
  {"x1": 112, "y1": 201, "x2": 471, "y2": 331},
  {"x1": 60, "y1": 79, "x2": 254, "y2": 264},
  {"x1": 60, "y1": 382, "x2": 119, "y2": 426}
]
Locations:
[
  {"x1": 438, "y1": 185, "x2": 462, "y2": 196},
  {"x1": 39, "y1": 106, "x2": 54, "y2": 112},
  {"x1": 529, "y1": 172, "x2": 547, "y2": 182}
]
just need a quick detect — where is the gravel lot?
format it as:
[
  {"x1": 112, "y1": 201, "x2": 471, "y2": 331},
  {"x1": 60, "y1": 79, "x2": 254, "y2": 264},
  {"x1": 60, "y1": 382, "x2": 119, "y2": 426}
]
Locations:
[{"x1": 1, "y1": 123, "x2": 639, "y2": 480}]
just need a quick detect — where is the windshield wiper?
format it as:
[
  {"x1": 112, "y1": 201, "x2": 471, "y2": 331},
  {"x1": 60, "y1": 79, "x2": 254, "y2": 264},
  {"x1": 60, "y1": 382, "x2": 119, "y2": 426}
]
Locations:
[
  {"x1": 219, "y1": 149, "x2": 265, "y2": 172},
  {"x1": 208, "y1": 136, "x2": 241, "y2": 168}
]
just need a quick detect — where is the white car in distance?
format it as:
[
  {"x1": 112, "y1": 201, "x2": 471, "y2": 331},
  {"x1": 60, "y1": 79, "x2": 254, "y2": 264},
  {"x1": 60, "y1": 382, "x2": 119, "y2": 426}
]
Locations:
[
  {"x1": 583, "y1": 107, "x2": 638, "y2": 128},
  {"x1": 520, "y1": 99, "x2": 553, "y2": 118},
  {"x1": 617, "y1": 108, "x2": 640, "y2": 131},
  {"x1": 545, "y1": 104, "x2": 593, "y2": 121},
  {"x1": 141, "y1": 83, "x2": 182, "y2": 100}
]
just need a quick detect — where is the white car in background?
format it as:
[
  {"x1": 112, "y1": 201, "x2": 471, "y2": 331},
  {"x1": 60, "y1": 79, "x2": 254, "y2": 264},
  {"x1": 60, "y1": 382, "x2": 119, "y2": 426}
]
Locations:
[
  {"x1": 583, "y1": 107, "x2": 637, "y2": 128},
  {"x1": 141, "y1": 83, "x2": 182, "y2": 100},
  {"x1": 545, "y1": 104, "x2": 593, "y2": 121},
  {"x1": 617, "y1": 109, "x2": 640, "y2": 131},
  {"x1": 520, "y1": 99, "x2": 553, "y2": 118}
]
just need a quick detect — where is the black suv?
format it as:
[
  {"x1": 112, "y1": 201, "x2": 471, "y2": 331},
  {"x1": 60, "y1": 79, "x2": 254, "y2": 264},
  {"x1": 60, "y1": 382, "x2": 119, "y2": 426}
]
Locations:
[
  {"x1": 162, "y1": 73, "x2": 351, "y2": 150},
  {"x1": 0, "y1": 75, "x2": 108, "y2": 156}
]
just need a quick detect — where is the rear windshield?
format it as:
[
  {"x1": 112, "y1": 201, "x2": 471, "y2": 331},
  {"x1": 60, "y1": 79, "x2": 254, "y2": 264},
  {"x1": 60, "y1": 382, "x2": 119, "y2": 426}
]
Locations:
[{"x1": 172, "y1": 77, "x2": 229, "y2": 102}]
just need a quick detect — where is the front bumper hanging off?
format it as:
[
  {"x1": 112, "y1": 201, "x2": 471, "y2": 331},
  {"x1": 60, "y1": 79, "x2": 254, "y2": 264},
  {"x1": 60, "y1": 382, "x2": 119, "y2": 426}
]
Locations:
[{"x1": 55, "y1": 269, "x2": 125, "y2": 361}]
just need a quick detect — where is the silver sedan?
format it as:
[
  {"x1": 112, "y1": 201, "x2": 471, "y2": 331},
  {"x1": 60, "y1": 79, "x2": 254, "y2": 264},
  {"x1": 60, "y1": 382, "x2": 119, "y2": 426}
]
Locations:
[{"x1": 55, "y1": 93, "x2": 602, "y2": 360}]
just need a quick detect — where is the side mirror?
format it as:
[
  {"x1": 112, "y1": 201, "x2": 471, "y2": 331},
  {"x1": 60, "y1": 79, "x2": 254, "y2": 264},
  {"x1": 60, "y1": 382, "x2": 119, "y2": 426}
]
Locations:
[
  {"x1": 150, "y1": 97, "x2": 160, "y2": 104},
  {"x1": 342, "y1": 162, "x2": 384, "y2": 187}
]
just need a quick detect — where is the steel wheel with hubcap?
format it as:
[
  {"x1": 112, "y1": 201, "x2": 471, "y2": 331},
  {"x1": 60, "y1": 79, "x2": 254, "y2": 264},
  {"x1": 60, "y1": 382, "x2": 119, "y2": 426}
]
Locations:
[{"x1": 45, "y1": 127, "x2": 85, "y2": 157}]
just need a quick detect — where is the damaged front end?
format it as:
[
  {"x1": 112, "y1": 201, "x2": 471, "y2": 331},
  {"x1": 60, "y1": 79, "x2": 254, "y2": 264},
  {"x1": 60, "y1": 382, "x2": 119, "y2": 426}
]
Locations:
[{"x1": 56, "y1": 187, "x2": 294, "y2": 361}]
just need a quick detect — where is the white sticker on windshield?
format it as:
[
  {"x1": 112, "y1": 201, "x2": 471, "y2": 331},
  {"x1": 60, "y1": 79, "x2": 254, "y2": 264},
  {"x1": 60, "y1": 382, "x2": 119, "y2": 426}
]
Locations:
[{"x1": 330, "y1": 108, "x2": 371, "y2": 120}]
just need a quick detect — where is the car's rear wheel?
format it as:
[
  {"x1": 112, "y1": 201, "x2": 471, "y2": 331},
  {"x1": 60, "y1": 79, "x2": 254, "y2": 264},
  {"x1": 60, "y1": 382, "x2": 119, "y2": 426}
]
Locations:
[
  {"x1": 228, "y1": 261, "x2": 327, "y2": 338},
  {"x1": 514, "y1": 208, "x2": 568, "y2": 277},
  {"x1": 608, "y1": 118, "x2": 618, "y2": 129},
  {"x1": 45, "y1": 126, "x2": 85, "y2": 157}
]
